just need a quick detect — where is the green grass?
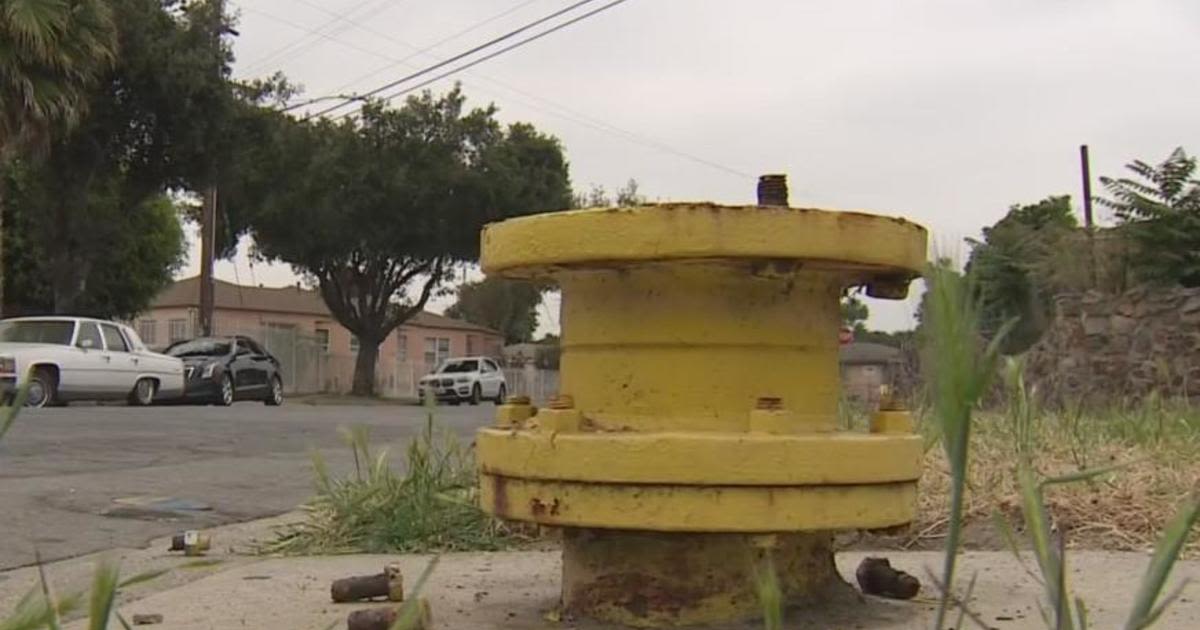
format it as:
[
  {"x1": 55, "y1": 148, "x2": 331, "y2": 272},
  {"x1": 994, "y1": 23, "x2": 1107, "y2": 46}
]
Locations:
[
  {"x1": 267, "y1": 414, "x2": 511, "y2": 555},
  {"x1": 920, "y1": 263, "x2": 1199, "y2": 630}
]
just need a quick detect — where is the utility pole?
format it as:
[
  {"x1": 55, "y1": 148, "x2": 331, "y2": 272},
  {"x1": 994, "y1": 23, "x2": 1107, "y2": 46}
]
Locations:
[
  {"x1": 1080, "y1": 145, "x2": 1095, "y2": 228},
  {"x1": 1080, "y1": 145, "x2": 1098, "y2": 288},
  {"x1": 199, "y1": 0, "x2": 224, "y2": 337},
  {"x1": 199, "y1": 186, "x2": 216, "y2": 336}
]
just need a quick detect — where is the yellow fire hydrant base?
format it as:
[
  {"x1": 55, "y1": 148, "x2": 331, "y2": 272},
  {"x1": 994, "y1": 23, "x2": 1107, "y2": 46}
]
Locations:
[{"x1": 562, "y1": 529, "x2": 854, "y2": 628}]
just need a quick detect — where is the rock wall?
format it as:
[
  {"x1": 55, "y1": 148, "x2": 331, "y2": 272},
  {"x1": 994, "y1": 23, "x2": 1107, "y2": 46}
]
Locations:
[{"x1": 1025, "y1": 286, "x2": 1200, "y2": 403}]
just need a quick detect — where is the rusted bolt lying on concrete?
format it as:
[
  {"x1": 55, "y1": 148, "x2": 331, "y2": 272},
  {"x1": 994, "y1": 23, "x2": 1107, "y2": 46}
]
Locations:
[
  {"x1": 331, "y1": 563, "x2": 404, "y2": 603},
  {"x1": 855, "y1": 557, "x2": 920, "y2": 600},
  {"x1": 475, "y1": 181, "x2": 928, "y2": 627},
  {"x1": 167, "y1": 531, "x2": 210, "y2": 556},
  {"x1": 346, "y1": 598, "x2": 431, "y2": 630}
]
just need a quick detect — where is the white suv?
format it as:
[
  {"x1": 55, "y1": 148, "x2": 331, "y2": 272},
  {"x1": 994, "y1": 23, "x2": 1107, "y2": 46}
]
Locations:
[{"x1": 418, "y1": 356, "x2": 507, "y2": 405}]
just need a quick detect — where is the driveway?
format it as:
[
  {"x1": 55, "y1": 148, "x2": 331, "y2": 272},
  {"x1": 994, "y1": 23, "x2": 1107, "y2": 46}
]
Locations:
[{"x1": 0, "y1": 402, "x2": 494, "y2": 570}]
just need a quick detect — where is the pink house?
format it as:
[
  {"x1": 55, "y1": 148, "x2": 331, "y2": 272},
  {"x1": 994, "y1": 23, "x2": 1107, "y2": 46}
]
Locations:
[{"x1": 136, "y1": 277, "x2": 503, "y2": 396}]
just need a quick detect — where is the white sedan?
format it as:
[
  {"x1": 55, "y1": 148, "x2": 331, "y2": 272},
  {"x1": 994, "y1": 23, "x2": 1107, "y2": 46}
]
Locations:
[{"x1": 0, "y1": 316, "x2": 185, "y2": 407}]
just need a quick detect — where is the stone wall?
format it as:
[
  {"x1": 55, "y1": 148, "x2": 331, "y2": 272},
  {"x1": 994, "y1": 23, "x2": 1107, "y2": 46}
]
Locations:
[{"x1": 1025, "y1": 286, "x2": 1200, "y2": 403}]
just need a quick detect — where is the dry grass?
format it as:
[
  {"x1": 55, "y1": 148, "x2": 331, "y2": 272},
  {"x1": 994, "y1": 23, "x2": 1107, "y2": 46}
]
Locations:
[{"x1": 911, "y1": 404, "x2": 1200, "y2": 556}]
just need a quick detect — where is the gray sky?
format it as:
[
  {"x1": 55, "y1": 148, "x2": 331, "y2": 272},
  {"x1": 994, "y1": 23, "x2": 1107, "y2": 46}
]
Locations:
[{"x1": 182, "y1": 0, "x2": 1200, "y2": 332}]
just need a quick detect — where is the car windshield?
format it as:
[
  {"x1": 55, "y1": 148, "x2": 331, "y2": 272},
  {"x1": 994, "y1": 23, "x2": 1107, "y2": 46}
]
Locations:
[
  {"x1": 439, "y1": 359, "x2": 478, "y2": 373},
  {"x1": 0, "y1": 320, "x2": 75, "y2": 345},
  {"x1": 167, "y1": 339, "x2": 232, "y2": 357}
]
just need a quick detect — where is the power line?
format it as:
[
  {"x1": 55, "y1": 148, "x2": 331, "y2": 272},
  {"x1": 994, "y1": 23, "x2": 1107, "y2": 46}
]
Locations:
[
  {"x1": 245, "y1": 0, "x2": 751, "y2": 180},
  {"x1": 322, "y1": 0, "x2": 543, "y2": 98},
  {"x1": 239, "y1": 0, "x2": 400, "y2": 76},
  {"x1": 307, "y1": 0, "x2": 604, "y2": 119},
  {"x1": 280, "y1": 0, "x2": 543, "y2": 113}
]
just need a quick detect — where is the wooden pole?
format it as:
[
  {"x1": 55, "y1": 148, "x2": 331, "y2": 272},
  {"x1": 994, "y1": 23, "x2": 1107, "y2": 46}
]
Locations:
[
  {"x1": 1080, "y1": 145, "x2": 1098, "y2": 289},
  {"x1": 199, "y1": 185, "x2": 216, "y2": 336}
]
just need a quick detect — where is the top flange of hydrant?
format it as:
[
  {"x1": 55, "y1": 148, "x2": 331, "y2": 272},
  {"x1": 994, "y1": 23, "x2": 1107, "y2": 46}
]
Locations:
[{"x1": 476, "y1": 176, "x2": 927, "y2": 627}]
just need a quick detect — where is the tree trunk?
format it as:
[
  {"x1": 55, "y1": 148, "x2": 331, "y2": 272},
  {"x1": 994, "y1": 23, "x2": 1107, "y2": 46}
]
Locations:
[{"x1": 351, "y1": 339, "x2": 380, "y2": 397}]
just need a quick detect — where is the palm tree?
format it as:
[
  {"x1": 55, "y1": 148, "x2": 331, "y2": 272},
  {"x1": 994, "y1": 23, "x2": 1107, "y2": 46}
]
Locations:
[{"x1": 0, "y1": 0, "x2": 118, "y2": 314}]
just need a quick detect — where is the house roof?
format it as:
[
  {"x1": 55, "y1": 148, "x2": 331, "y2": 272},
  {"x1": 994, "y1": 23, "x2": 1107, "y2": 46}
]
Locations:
[
  {"x1": 839, "y1": 342, "x2": 902, "y2": 365},
  {"x1": 152, "y1": 277, "x2": 500, "y2": 335}
]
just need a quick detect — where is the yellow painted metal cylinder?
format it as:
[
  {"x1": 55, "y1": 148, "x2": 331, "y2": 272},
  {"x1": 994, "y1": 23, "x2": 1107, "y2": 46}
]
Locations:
[
  {"x1": 476, "y1": 202, "x2": 927, "y2": 626},
  {"x1": 558, "y1": 264, "x2": 840, "y2": 433}
]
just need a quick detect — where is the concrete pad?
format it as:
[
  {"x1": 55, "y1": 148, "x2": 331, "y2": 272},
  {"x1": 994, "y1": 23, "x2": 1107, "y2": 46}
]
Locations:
[
  {"x1": 0, "y1": 512, "x2": 299, "y2": 616},
  {"x1": 58, "y1": 549, "x2": 1199, "y2": 629}
]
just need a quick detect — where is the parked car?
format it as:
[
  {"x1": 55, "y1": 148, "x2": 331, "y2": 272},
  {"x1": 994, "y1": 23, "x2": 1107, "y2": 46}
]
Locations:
[
  {"x1": 0, "y1": 316, "x2": 185, "y2": 407},
  {"x1": 418, "y1": 356, "x2": 507, "y2": 405},
  {"x1": 164, "y1": 336, "x2": 284, "y2": 406}
]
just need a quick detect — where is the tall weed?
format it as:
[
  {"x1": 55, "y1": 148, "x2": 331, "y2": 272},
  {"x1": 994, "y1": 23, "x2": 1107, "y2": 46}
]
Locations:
[{"x1": 269, "y1": 415, "x2": 508, "y2": 554}]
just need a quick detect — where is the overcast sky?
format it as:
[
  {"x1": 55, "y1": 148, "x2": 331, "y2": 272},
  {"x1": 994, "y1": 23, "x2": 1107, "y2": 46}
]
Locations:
[{"x1": 181, "y1": 0, "x2": 1200, "y2": 332}]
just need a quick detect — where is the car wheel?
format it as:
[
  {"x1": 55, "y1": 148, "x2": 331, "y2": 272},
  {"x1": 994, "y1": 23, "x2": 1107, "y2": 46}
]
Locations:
[
  {"x1": 265, "y1": 375, "x2": 284, "y2": 406},
  {"x1": 25, "y1": 368, "x2": 56, "y2": 408},
  {"x1": 128, "y1": 378, "x2": 157, "y2": 406},
  {"x1": 494, "y1": 384, "x2": 507, "y2": 405},
  {"x1": 218, "y1": 375, "x2": 234, "y2": 407},
  {"x1": 470, "y1": 384, "x2": 482, "y2": 405}
]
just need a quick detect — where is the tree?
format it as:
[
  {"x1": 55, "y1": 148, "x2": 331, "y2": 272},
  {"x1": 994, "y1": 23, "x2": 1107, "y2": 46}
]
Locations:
[
  {"x1": 243, "y1": 88, "x2": 572, "y2": 395},
  {"x1": 1097, "y1": 147, "x2": 1200, "y2": 287},
  {"x1": 445, "y1": 278, "x2": 543, "y2": 345},
  {"x1": 571, "y1": 178, "x2": 645, "y2": 208},
  {"x1": 966, "y1": 196, "x2": 1077, "y2": 353},
  {"x1": 4, "y1": 0, "x2": 234, "y2": 313},
  {"x1": 0, "y1": 0, "x2": 119, "y2": 314},
  {"x1": 2, "y1": 183, "x2": 184, "y2": 318},
  {"x1": 840, "y1": 294, "x2": 869, "y2": 334}
]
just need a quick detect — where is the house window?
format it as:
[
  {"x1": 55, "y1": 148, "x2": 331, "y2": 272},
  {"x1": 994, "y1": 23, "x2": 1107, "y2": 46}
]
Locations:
[
  {"x1": 424, "y1": 337, "x2": 450, "y2": 367},
  {"x1": 168, "y1": 319, "x2": 188, "y2": 343},
  {"x1": 350, "y1": 335, "x2": 360, "y2": 354},
  {"x1": 315, "y1": 328, "x2": 330, "y2": 354},
  {"x1": 138, "y1": 320, "x2": 157, "y2": 346},
  {"x1": 397, "y1": 334, "x2": 407, "y2": 362}
]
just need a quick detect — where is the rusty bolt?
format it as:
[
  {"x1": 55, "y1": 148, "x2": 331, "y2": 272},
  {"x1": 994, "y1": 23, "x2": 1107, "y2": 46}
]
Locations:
[
  {"x1": 548, "y1": 394, "x2": 575, "y2": 410},
  {"x1": 755, "y1": 396, "x2": 784, "y2": 411},
  {"x1": 331, "y1": 564, "x2": 404, "y2": 603},
  {"x1": 131, "y1": 613, "x2": 164, "y2": 625},
  {"x1": 757, "y1": 174, "x2": 789, "y2": 207},
  {"x1": 346, "y1": 599, "x2": 431, "y2": 630}
]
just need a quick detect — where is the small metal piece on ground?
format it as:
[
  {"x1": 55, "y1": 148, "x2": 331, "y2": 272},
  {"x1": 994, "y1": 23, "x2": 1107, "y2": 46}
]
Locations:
[
  {"x1": 167, "y1": 530, "x2": 211, "y2": 556},
  {"x1": 855, "y1": 557, "x2": 920, "y2": 600},
  {"x1": 346, "y1": 599, "x2": 431, "y2": 630},
  {"x1": 331, "y1": 564, "x2": 403, "y2": 603},
  {"x1": 131, "y1": 613, "x2": 164, "y2": 625}
]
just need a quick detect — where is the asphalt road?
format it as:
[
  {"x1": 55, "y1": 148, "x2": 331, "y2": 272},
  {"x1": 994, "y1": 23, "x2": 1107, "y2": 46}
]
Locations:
[{"x1": 0, "y1": 401, "x2": 494, "y2": 570}]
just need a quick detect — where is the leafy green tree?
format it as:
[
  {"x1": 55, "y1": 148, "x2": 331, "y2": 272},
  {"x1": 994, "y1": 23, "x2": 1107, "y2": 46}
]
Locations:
[
  {"x1": 571, "y1": 178, "x2": 644, "y2": 208},
  {"x1": 840, "y1": 295, "x2": 869, "y2": 334},
  {"x1": 2, "y1": 185, "x2": 184, "y2": 318},
  {"x1": 1097, "y1": 147, "x2": 1200, "y2": 287},
  {"x1": 4, "y1": 0, "x2": 234, "y2": 313},
  {"x1": 445, "y1": 278, "x2": 542, "y2": 345},
  {"x1": 966, "y1": 195, "x2": 1077, "y2": 353},
  {"x1": 243, "y1": 88, "x2": 572, "y2": 395},
  {"x1": 0, "y1": 0, "x2": 119, "y2": 314}
]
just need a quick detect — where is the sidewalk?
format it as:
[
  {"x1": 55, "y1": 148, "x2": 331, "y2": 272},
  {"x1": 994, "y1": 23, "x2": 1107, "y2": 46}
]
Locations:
[{"x1": 2, "y1": 515, "x2": 1197, "y2": 629}]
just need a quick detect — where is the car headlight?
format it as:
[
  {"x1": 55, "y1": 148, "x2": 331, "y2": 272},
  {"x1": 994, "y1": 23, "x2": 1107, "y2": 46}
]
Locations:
[
  {"x1": 0, "y1": 356, "x2": 14, "y2": 374},
  {"x1": 202, "y1": 362, "x2": 219, "y2": 379}
]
